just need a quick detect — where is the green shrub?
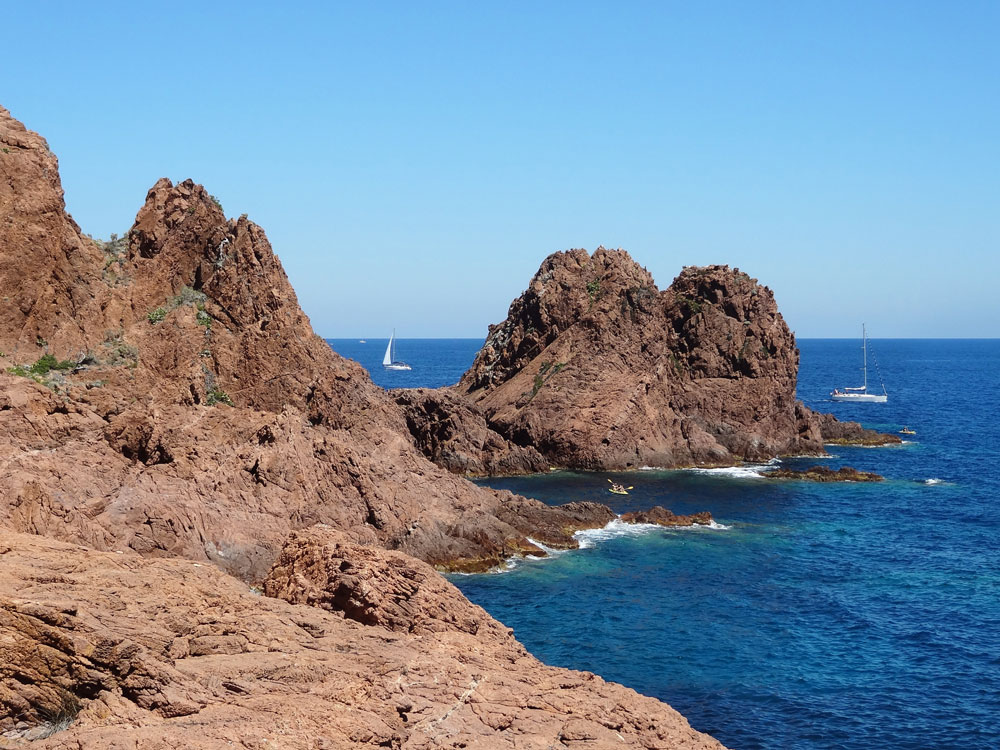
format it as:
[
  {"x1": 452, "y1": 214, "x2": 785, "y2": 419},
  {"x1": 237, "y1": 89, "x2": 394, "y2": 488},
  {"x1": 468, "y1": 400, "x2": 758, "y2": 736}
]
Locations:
[
  {"x1": 586, "y1": 279, "x2": 601, "y2": 302},
  {"x1": 532, "y1": 374, "x2": 544, "y2": 396},
  {"x1": 206, "y1": 388, "x2": 233, "y2": 406},
  {"x1": 148, "y1": 307, "x2": 167, "y2": 325},
  {"x1": 29, "y1": 354, "x2": 74, "y2": 376}
]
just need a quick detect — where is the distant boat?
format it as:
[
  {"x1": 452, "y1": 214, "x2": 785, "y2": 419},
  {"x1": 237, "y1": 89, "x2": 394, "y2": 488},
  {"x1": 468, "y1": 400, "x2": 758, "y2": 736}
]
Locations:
[
  {"x1": 359, "y1": 339, "x2": 366, "y2": 343},
  {"x1": 382, "y1": 330, "x2": 412, "y2": 371},
  {"x1": 831, "y1": 324, "x2": 887, "y2": 403}
]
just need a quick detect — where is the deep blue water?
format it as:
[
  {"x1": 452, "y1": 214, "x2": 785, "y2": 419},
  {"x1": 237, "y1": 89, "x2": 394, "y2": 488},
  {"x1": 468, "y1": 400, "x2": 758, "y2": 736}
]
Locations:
[
  {"x1": 326, "y1": 338, "x2": 483, "y2": 389},
  {"x1": 329, "y1": 338, "x2": 1000, "y2": 750}
]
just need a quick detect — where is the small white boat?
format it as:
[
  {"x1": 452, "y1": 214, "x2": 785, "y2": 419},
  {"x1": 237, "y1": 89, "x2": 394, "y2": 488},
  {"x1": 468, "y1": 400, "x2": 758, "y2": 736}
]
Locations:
[
  {"x1": 382, "y1": 330, "x2": 411, "y2": 371},
  {"x1": 831, "y1": 324, "x2": 887, "y2": 403}
]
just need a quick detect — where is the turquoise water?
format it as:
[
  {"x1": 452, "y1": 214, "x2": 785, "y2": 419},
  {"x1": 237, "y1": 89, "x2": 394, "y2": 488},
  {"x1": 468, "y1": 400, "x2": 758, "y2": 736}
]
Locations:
[{"x1": 329, "y1": 338, "x2": 1000, "y2": 749}]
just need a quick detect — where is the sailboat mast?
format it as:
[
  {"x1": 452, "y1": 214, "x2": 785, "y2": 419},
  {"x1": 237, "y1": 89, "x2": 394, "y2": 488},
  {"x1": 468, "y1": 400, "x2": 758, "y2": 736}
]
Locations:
[
  {"x1": 862, "y1": 323, "x2": 868, "y2": 391},
  {"x1": 391, "y1": 329, "x2": 396, "y2": 363}
]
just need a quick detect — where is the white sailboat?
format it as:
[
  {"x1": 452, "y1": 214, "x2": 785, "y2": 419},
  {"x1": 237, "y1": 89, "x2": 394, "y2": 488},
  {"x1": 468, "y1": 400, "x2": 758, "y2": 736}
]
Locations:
[
  {"x1": 382, "y1": 330, "x2": 411, "y2": 371},
  {"x1": 831, "y1": 324, "x2": 887, "y2": 403}
]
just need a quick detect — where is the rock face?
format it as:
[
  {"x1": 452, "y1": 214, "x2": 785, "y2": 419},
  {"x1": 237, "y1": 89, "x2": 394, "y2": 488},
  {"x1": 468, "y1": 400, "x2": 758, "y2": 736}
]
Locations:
[
  {"x1": 398, "y1": 247, "x2": 896, "y2": 473},
  {"x1": 0, "y1": 529, "x2": 725, "y2": 749},
  {"x1": 393, "y1": 387, "x2": 548, "y2": 476}
]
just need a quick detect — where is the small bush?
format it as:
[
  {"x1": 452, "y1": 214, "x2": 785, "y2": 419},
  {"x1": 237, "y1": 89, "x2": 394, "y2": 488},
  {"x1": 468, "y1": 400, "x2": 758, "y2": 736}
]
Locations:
[
  {"x1": 531, "y1": 374, "x2": 544, "y2": 397},
  {"x1": 30, "y1": 354, "x2": 75, "y2": 376},
  {"x1": 209, "y1": 194, "x2": 223, "y2": 212},
  {"x1": 586, "y1": 279, "x2": 601, "y2": 302},
  {"x1": 148, "y1": 307, "x2": 167, "y2": 325},
  {"x1": 196, "y1": 310, "x2": 212, "y2": 327},
  {"x1": 206, "y1": 388, "x2": 233, "y2": 406}
]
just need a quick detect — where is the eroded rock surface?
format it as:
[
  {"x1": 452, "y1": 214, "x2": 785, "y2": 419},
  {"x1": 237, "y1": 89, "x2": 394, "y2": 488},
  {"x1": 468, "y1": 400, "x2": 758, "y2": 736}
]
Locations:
[
  {"x1": 265, "y1": 525, "x2": 511, "y2": 636},
  {"x1": 0, "y1": 530, "x2": 726, "y2": 749}
]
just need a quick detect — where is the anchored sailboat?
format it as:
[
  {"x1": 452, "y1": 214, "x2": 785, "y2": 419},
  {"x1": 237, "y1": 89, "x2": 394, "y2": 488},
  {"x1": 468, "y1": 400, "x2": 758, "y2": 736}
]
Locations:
[
  {"x1": 382, "y1": 330, "x2": 411, "y2": 371},
  {"x1": 831, "y1": 324, "x2": 887, "y2": 403}
]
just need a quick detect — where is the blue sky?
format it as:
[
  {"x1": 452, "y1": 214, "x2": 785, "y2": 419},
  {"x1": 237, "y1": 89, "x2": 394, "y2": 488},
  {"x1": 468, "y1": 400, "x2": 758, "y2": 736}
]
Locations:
[{"x1": 5, "y1": 1, "x2": 998, "y2": 338}]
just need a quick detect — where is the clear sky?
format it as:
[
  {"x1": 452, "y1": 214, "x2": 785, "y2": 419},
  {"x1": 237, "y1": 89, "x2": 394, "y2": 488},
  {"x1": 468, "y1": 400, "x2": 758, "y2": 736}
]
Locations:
[{"x1": 4, "y1": 1, "x2": 998, "y2": 338}]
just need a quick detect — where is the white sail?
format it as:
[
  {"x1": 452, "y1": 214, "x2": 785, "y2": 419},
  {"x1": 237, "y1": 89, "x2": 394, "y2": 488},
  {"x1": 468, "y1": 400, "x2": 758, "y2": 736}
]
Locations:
[{"x1": 382, "y1": 332, "x2": 393, "y2": 366}]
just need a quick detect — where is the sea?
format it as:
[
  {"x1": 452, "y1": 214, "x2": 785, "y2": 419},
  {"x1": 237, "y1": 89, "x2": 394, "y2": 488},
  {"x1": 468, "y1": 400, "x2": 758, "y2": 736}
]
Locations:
[{"x1": 326, "y1": 338, "x2": 1000, "y2": 750}]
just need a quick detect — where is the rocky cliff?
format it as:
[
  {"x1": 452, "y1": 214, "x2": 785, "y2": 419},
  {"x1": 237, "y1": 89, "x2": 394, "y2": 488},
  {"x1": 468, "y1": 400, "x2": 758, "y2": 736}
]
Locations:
[
  {"x1": 401, "y1": 247, "x2": 895, "y2": 473},
  {"x1": 0, "y1": 106, "x2": 726, "y2": 747}
]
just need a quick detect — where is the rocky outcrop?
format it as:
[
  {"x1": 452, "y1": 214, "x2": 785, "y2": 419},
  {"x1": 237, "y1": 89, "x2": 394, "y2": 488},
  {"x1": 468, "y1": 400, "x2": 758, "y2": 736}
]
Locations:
[
  {"x1": 0, "y1": 529, "x2": 726, "y2": 749},
  {"x1": 815, "y1": 412, "x2": 902, "y2": 446},
  {"x1": 619, "y1": 507, "x2": 714, "y2": 527},
  {"x1": 765, "y1": 465, "x2": 884, "y2": 482},
  {"x1": 265, "y1": 525, "x2": 512, "y2": 637},
  {"x1": 398, "y1": 247, "x2": 896, "y2": 472},
  {"x1": 456, "y1": 249, "x2": 822, "y2": 469}
]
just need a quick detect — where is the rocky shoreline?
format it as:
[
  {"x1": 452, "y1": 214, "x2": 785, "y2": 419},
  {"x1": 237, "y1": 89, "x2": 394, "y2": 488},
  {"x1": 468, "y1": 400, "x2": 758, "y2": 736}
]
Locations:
[
  {"x1": 0, "y1": 104, "x2": 728, "y2": 748},
  {"x1": 0, "y1": 101, "x2": 896, "y2": 748}
]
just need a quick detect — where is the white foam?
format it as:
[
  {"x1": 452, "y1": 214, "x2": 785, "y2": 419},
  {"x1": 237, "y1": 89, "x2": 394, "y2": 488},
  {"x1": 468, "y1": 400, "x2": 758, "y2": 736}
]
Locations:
[
  {"x1": 524, "y1": 538, "x2": 571, "y2": 558},
  {"x1": 573, "y1": 519, "x2": 661, "y2": 548},
  {"x1": 687, "y1": 465, "x2": 767, "y2": 479},
  {"x1": 572, "y1": 517, "x2": 729, "y2": 548},
  {"x1": 923, "y1": 478, "x2": 945, "y2": 485}
]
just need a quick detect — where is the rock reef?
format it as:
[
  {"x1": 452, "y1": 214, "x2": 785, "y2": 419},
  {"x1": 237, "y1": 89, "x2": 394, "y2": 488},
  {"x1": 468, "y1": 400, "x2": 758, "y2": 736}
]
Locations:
[
  {"x1": 399, "y1": 247, "x2": 897, "y2": 473},
  {"x1": 0, "y1": 105, "x2": 725, "y2": 748},
  {"x1": 764, "y1": 465, "x2": 884, "y2": 482}
]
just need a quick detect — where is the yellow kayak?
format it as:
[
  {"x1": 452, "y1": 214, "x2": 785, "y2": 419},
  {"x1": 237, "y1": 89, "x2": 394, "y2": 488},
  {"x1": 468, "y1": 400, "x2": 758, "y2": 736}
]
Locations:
[{"x1": 607, "y1": 479, "x2": 633, "y2": 495}]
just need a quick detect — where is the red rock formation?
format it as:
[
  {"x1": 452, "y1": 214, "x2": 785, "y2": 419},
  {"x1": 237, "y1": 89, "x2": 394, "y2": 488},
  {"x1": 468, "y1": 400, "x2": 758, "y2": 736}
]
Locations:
[
  {"x1": 764, "y1": 465, "x2": 884, "y2": 482},
  {"x1": 396, "y1": 247, "x2": 894, "y2": 472},
  {"x1": 0, "y1": 529, "x2": 725, "y2": 749}
]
